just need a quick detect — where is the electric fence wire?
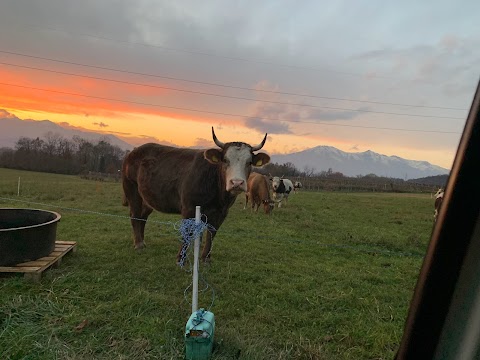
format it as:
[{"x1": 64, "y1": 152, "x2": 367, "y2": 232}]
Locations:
[
  {"x1": 0, "y1": 195, "x2": 426, "y2": 258},
  {"x1": 0, "y1": 60, "x2": 467, "y2": 114},
  {"x1": 0, "y1": 195, "x2": 218, "y2": 309},
  {"x1": 0, "y1": 81, "x2": 464, "y2": 126},
  {"x1": 0, "y1": 194, "x2": 428, "y2": 308}
]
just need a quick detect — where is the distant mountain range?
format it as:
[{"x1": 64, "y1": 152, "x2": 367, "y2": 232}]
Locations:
[
  {"x1": 1, "y1": 110, "x2": 449, "y2": 179},
  {"x1": 0, "y1": 111, "x2": 133, "y2": 151},
  {"x1": 270, "y1": 146, "x2": 449, "y2": 179}
]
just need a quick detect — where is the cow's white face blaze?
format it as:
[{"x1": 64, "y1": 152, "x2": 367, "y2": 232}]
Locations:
[
  {"x1": 204, "y1": 144, "x2": 270, "y2": 194},
  {"x1": 205, "y1": 128, "x2": 270, "y2": 194},
  {"x1": 271, "y1": 176, "x2": 281, "y2": 191},
  {"x1": 223, "y1": 145, "x2": 253, "y2": 193},
  {"x1": 435, "y1": 188, "x2": 444, "y2": 199}
]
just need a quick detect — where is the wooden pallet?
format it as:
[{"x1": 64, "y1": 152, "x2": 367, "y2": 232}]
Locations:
[{"x1": 0, "y1": 241, "x2": 77, "y2": 282}]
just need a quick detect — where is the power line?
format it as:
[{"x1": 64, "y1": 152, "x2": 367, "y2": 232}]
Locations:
[
  {"x1": 29, "y1": 24, "x2": 398, "y2": 81},
  {"x1": 0, "y1": 49, "x2": 466, "y2": 111},
  {"x1": 0, "y1": 61, "x2": 465, "y2": 119},
  {"x1": 0, "y1": 81, "x2": 462, "y2": 134}
]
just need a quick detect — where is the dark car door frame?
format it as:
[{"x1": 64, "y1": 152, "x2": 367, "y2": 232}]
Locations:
[{"x1": 396, "y1": 78, "x2": 480, "y2": 359}]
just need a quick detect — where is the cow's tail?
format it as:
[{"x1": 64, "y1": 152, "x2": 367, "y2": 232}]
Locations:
[{"x1": 121, "y1": 160, "x2": 129, "y2": 207}]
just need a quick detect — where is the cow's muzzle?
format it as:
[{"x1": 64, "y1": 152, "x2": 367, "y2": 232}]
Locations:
[{"x1": 227, "y1": 179, "x2": 246, "y2": 193}]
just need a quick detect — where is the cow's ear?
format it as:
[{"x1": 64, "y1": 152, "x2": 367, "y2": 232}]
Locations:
[
  {"x1": 204, "y1": 149, "x2": 223, "y2": 164},
  {"x1": 252, "y1": 153, "x2": 270, "y2": 167}
]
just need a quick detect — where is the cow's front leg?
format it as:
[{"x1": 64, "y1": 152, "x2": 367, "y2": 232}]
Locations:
[{"x1": 201, "y1": 230, "x2": 215, "y2": 263}]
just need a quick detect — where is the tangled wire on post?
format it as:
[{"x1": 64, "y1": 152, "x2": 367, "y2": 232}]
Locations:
[
  {"x1": 175, "y1": 214, "x2": 217, "y2": 311},
  {"x1": 175, "y1": 214, "x2": 216, "y2": 268}
]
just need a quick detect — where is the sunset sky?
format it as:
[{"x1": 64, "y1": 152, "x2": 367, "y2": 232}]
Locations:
[{"x1": 0, "y1": 0, "x2": 478, "y2": 169}]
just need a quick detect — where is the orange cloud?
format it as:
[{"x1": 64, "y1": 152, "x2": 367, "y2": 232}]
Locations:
[{"x1": 0, "y1": 65, "x2": 243, "y2": 129}]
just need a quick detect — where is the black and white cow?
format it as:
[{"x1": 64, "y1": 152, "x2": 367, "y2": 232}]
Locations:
[
  {"x1": 270, "y1": 175, "x2": 293, "y2": 207},
  {"x1": 434, "y1": 188, "x2": 444, "y2": 222}
]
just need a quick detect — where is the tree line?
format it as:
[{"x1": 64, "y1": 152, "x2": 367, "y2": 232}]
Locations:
[
  {"x1": 0, "y1": 134, "x2": 311, "y2": 178},
  {"x1": 258, "y1": 162, "x2": 445, "y2": 193},
  {"x1": 0, "y1": 133, "x2": 126, "y2": 175},
  {"x1": 261, "y1": 161, "x2": 346, "y2": 178},
  {"x1": 0, "y1": 134, "x2": 445, "y2": 192}
]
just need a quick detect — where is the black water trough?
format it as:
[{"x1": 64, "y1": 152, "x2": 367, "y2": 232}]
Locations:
[{"x1": 0, "y1": 208, "x2": 61, "y2": 266}]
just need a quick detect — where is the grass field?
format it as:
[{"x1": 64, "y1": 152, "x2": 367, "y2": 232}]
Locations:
[{"x1": 0, "y1": 168, "x2": 436, "y2": 359}]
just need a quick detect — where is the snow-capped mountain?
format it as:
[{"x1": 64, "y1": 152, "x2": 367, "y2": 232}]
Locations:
[
  {"x1": 0, "y1": 110, "x2": 450, "y2": 179},
  {"x1": 270, "y1": 146, "x2": 449, "y2": 179}
]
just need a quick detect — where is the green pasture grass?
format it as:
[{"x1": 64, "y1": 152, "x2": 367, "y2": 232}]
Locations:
[{"x1": 0, "y1": 168, "x2": 436, "y2": 359}]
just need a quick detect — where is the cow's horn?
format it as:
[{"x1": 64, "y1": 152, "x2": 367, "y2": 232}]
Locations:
[
  {"x1": 212, "y1": 127, "x2": 225, "y2": 149},
  {"x1": 251, "y1": 133, "x2": 268, "y2": 151}
]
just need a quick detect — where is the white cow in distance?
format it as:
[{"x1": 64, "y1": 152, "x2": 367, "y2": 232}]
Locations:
[{"x1": 270, "y1": 175, "x2": 294, "y2": 207}]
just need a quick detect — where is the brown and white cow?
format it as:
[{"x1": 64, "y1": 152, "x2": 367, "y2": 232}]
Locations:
[
  {"x1": 244, "y1": 172, "x2": 275, "y2": 215},
  {"x1": 434, "y1": 188, "x2": 444, "y2": 222},
  {"x1": 122, "y1": 127, "x2": 270, "y2": 262}
]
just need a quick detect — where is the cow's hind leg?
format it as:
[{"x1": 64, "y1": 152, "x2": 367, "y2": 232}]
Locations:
[
  {"x1": 130, "y1": 204, "x2": 153, "y2": 250},
  {"x1": 123, "y1": 177, "x2": 153, "y2": 250}
]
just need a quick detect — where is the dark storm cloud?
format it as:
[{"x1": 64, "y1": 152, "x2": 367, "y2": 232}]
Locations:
[
  {"x1": 305, "y1": 107, "x2": 370, "y2": 121},
  {"x1": 243, "y1": 102, "x2": 292, "y2": 134},
  {"x1": 242, "y1": 99, "x2": 366, "y2": 135},
  {"x1": 244, "y1": 117, "x2": 291, "y2": 134},
  {"x1": 0, "y1": 0, "x2": 138, "y2": 43},
  {"x1": 350, "y1": 36, "x2": 480, "y2": 97}
]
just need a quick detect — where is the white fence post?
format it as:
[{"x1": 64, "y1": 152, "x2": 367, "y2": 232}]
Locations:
[{"x1": 192, "y1": 205, "x2": 201, "y2": 313}]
